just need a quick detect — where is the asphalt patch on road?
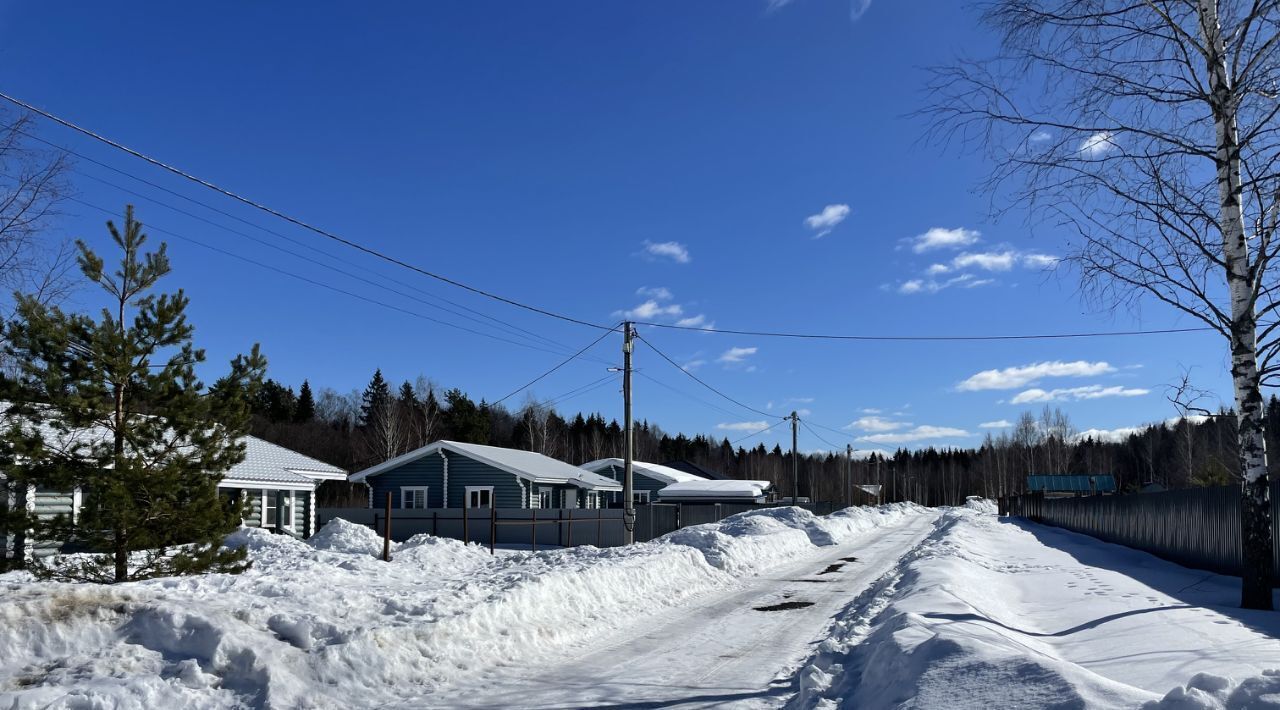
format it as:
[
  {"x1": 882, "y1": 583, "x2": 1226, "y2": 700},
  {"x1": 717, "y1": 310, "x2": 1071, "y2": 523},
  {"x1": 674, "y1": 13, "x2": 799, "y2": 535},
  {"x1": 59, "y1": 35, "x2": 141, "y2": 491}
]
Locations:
[
  {"x1": 841, "y1": 556, "x2": 859, "y2": 562},
  {"x1": 754, "y1": 601, "x2": 816, "y2": 612},
  {"x1": 818, "y1": 563, "x2": 845, "y2": 575}
]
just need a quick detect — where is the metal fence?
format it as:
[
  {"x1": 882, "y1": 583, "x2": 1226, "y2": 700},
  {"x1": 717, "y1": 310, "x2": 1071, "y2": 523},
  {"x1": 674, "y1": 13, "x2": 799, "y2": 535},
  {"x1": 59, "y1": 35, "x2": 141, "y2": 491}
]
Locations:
[
  {"x1": 317, "y1": 500, "x2": 839, "y2": 550},
  {"x1": 1006, "y1": 482, "x2": 1280, "y2": 582}
]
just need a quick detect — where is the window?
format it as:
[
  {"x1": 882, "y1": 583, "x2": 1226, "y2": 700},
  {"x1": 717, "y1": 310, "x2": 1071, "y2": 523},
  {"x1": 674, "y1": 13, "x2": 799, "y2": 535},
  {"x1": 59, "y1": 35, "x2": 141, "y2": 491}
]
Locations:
[
  {"x1": 465, "y1": 486, "x2": 494, "y2": 508},
  {"x1": 632, "y1": 490, "x2": 650, "y2": 505},
  {"x1": 561, "y1": 489, "x2": 578, "y2": 509},
  {"x1": 263, "y1": 490, "x2": 278, "y2": 527},
  {"x1": 535, "y1": 487, "x2": 553, "y2": 509},
  {"x1": 402, "y1": 487, "x2": 429, "y2": 509},
  {"x1": 585, "y1": 491, "x2": 599, "y2": 509}
]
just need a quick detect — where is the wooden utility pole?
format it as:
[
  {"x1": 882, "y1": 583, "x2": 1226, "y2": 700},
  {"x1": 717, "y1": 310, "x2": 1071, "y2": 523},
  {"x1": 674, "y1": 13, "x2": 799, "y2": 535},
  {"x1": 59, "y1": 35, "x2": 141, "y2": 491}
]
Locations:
[
  {"x1": 623, "y1": 322, "x2": 635, "y2": 544},
  {"x1": 846, "y1": 444, "x2": 853, "y2": 508},
  {"x1": 791, "y1": 411, "x2": 799, "y2": 503}
]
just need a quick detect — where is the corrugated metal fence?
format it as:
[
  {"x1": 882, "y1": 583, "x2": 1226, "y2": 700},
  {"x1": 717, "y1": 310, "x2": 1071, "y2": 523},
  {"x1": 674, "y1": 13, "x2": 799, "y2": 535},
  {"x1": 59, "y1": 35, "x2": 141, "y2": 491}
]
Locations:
[{"x1": 1007, "y1": 483, "x2": 1278, "y2": 581}]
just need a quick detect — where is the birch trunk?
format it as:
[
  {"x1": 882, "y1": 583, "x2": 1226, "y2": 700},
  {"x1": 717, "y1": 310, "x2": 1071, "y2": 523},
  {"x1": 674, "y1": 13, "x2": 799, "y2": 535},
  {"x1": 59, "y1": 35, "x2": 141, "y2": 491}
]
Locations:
[{"x1": 1199, "y1": 0, "x2": 1273, "y2": 609}]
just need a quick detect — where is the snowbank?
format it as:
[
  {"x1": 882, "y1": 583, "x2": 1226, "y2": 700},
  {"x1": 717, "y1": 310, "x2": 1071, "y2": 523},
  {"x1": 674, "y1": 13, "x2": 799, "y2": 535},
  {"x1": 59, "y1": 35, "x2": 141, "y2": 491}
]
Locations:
[
  {"x1": 962, "y1": 496, "x2": 997, "y2": 514},
  {"x1": 0, "y1": 505, "x2": 924, "y2": 708},
  {"x1": 792, "y1": 507, "x2": 1280, "y2": 708}
]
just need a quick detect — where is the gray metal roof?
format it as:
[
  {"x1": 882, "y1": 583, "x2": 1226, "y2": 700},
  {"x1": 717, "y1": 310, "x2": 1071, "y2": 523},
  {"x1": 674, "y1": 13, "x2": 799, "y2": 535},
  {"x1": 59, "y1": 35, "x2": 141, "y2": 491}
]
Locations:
[{"x1": 351, "y1": 440, "x2": 623, "y2": 491}]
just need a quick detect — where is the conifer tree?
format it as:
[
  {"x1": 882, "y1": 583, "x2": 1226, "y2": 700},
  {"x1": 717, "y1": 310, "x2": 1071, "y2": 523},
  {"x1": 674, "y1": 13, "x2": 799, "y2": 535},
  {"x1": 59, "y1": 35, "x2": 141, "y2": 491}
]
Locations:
[
  {"x1": 359, "y1": 369, "x2": 392, "y2": 426},
  {"x1": 294, "y1": 380, "x2": 315, "y2": 424},
  {"x1": 1, "y1": 206, "x2": 265, "y2": 582}
]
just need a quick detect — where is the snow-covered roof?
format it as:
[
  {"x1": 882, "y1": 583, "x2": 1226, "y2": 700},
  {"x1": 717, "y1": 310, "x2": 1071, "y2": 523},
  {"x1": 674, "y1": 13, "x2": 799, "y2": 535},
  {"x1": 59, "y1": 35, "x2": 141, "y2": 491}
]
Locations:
[
  {"x1": 657, "y1": 479, "x2": 773, "y2": 500},
  {"x1": 2, "y1": 403, "x2": 345, "y2": 487},
  {"x1": 350, "y1": 440, "x2": 623, "y2": 491},
  {"x1": 579, "y1": 458, "x2": 705, "y2": 485}
]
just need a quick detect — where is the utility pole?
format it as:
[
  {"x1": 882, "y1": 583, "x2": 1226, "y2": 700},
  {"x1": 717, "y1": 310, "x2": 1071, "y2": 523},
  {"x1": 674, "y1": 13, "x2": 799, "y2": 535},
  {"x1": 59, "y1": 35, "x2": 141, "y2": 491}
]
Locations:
[
  {"x1": 622, "y1": 321, "x2": 635, "y2": 544},
  {"x1": 846, "y1": 444, "x2": 853, "y2": 509},
  {"x1": 790, "y1": 411, "x2": 799, "y2": 503}
]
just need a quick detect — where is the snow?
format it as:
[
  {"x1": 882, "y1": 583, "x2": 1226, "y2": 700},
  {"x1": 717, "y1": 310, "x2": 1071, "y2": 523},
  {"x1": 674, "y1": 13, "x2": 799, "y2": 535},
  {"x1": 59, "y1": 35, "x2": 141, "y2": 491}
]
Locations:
[
  {"x1": 658, "y1": 478, "x2": 773, "y2": 500},
  {"x1": 350, "y1": 440, "x2": 621, "y2": 490},
  {"x1": 579, "y1": 458, "x2": 706, "y2": 485},
  {"x1": 794, "y1": 505, "x2": 1280, "y2": 709},
  {"x1": 0, "y1": 504, "x2": 920, "y2": 709}
]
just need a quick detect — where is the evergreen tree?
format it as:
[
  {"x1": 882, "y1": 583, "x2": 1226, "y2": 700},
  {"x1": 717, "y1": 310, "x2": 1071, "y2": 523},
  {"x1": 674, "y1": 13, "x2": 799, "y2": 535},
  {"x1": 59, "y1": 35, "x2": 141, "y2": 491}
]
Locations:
[
  {"x1": 1, "y1": 206, "x2": 265, "y2": 582},
  {"x1": 294, "y1": 380, "x2": 315, "y2": 423},
  {"x1": 360, "y1": 369, "x2": 392, "y2": 426},
  {"x1": 442, "y1": 388, "x2": 489, "y2": 443}
]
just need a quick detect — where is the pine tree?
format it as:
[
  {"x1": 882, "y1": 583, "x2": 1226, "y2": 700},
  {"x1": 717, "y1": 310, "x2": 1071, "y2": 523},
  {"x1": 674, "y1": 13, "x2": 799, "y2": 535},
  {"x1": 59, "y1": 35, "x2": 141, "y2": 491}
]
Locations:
[
  {"x1": 360, "y1": 369, "x2": 392, "y2": 426},
  {"x1": 1, "y1": 206, "x2": 266, "y2": 582},
  {"x1": 294, "y1": 380, "x2": 315, "y2": 423}
]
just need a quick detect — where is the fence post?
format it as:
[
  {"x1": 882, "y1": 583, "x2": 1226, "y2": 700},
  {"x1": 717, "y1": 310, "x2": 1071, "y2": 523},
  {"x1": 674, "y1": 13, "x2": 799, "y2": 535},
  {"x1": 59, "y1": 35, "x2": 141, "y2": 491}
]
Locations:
[
  {"x1": 531, "y1": 507, "x2": 537, "y2": 552},
  {"x1": 463, "y1": 505, "x2": 470, "y2": 545},
  {"x1": 490, "y1": 505, "x2": 496, "y2": 555},
  {"x1": 382, "y1": 492, "x2": 392, "y2": 562},
  {"x1": 557, "y1": 508, "x2": 564, "y2": 547},
  {"x1": 597, "y1": 507, "x2": 603, "y2": 547},
  {"x1": 567, "y1": 508, "x2": 574, "y2": 548},
  {"x1": 433, "y1": 510, "x2": 438, "y2": 536}
]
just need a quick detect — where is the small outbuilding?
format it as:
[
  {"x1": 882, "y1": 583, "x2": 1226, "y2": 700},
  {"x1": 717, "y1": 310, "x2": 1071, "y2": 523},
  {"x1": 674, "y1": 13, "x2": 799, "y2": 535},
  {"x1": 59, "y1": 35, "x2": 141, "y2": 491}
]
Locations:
[
  {"x1": 657, "y1": 479, "x2": 773, "y2": 504},
  {"x1": 351, "y1": 441, "x2": 622, "y2": 510},
  {"x1": 579, "y1": 458, "x2": 705, "y2": 506}
]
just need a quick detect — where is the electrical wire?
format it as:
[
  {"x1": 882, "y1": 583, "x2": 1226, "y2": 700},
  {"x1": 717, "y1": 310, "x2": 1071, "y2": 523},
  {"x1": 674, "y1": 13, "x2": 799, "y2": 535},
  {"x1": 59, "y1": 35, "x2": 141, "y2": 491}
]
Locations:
[
  {"x1": 634, "y1": 371, "x2": 757, "y2": 420},
  {"x1": 731, "y1": 419, "x2": 788, "y2": 446},
  {"x1": 1, "y1": 92, "x2": 613, "y2": 331},
  {"x1": 634, "y1": 321, "x2": 1215, "y2": 341},
  {"x1": 492, "y1": 325, "x2": 621, "y2": 406},
  {"x1": 805, "y1": 420, "x2": 858, "y2": 441},
  {"x1": 73, "y1": 168, "x2": 604, "y2": 360},
  {"x1": 634, "y1": 333, "x2": 781, "y2": 420},
  {"x1": 67, "y1": 196, "x2": 605, "y2": 359},
  {"x1": 801, "y1": 420, "x2": 844, "y2": 452},
  {"x1": 544, "y1": 374, "x2": 620, "y2": 409}
]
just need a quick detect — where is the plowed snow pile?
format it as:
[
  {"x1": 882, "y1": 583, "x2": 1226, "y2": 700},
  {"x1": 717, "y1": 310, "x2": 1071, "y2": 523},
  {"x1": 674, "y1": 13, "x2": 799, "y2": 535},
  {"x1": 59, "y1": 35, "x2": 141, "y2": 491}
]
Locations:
[
  {"x1": 0, "y1": 504, "x2": 921, "y2": 709},
  {"x1": 793, "y1": 507, "x2": 1280, "y2": 709}
]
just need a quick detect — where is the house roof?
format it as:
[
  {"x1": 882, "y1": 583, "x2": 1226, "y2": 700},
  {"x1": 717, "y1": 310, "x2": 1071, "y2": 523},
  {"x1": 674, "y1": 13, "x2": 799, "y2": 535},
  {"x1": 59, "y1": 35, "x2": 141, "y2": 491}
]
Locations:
[
  {"x1": 661, "y1": 460, "x2": 732, "y2": 481},
  {"x1": 1026, "y1": 474, "x2": 1117, "y2": 493},
  {"x1": 3, "y1": 403, "x2": 346, "y2": 487},
  {"x1": 579, "y1": 458, "x2": 705, "y2": 485},
  {"x1": 350, "y1": 440, "x2": 623, "y2": 491},
  {"x1": 657, "y1": 479, "x2": 773, "y2": 500}
]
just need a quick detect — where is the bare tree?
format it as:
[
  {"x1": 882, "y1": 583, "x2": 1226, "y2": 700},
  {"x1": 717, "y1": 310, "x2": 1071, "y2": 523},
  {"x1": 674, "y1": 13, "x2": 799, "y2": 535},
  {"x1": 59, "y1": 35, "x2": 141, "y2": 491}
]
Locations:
[
  {"x1": 0, "y1": 109, "x2": 73, "y2": 312},
  {"x1": 929, "y1": 0, "x2": 1280, "y2": 609}
]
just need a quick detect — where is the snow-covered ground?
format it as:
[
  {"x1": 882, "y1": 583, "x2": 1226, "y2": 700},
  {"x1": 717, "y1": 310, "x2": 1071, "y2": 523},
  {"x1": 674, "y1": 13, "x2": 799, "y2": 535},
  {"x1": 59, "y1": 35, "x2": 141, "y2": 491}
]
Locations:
[
  {"x1": 794, "y1": 506, "x2": 1280, "y2": 709},
  {"x1": 6, "y1": 503, "x2": 1280, "y2": 709},
  {"x1": 0, "y1": 504, "x2": 923, "y2": 709}
]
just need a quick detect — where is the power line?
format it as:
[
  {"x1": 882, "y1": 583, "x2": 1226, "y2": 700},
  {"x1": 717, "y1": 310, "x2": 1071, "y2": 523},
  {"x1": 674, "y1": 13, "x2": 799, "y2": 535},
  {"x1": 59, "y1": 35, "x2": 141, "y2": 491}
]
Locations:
[
  {"x1": 67, "y1": 196, "x2": 605, "y2": 360},
  {"x1": 1, "y1": 92, "x2": 613, "y2": 332},
  {"x1": 4, "y1": 97, "x2": 1218, "y2": 344},
  {"x1": 492, "y1": 325, "x2": 621, "y2": 406},
  {"x1": 545, "y1": 374, "x2": 620, "y2": 409},
  {"x1": 634, "y1": 371, "x2": 753, "y2": 421},
  {"x1": 636, "y1": 320, "x2": 1215, "y2": 341},
  {"x1": 634, "y1": 333, "x2": 781, "y2": 420},
  {"x1": 805, "y1": 420, "x2": 858, "y2": 440},
  {"x1": 73, "y1": 168, "x2": 601, "y2": 360},
  {"x1": 801, "y1": 420, "x2": 844, "y2": 452},
  {"x1": 731, "y1": 419, "x2": 788, "y2": 446}
]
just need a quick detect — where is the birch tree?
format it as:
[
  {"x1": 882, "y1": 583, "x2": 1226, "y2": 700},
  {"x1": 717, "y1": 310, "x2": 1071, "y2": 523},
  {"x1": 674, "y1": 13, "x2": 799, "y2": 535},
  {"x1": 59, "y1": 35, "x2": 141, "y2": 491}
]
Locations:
[{"x1": 929, "y1": 0, "x2": 1280, "y2": 608}]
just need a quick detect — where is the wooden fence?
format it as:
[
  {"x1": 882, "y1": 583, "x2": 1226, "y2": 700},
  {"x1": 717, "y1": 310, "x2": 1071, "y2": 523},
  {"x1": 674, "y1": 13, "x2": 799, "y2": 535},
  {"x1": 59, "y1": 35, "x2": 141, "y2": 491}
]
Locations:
[{"x1": 1006, "y1": 482, "x2": 1280, "y2": 582}]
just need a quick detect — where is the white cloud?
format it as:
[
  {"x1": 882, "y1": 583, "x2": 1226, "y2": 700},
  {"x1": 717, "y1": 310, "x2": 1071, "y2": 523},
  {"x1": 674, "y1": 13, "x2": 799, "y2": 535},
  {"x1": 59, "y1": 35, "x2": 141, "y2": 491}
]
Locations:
[
  {"x1": 641, "y1": 240, "x2": 691, "y2": 263},
  {"x1": 717, "y1": 421, "x2": 770, "y2": 431},
  {"x1": 805, "y1": 203, "x2": 851, "y2": 238},
  {"x1": 897, "y1": 273, "x2": 995, "y2": 295},
  {"x1": 1075, "y1": 426, "x2": 1142, "y2": 443},
  {"x1": 636, "y1": 286, "x2": 673, "y2": 301},
  {"x1": 795, "y1": 408, "x2": 812, "y2": 417},
  {"x1": 860, "y1": 408, "x2": 882, "y2": 414},
  {"x1": 682, "y1": 359, "x2": 707, "y2": 372},
  {"x1": 851, "y1": 448, "x2": 891, "y2": 460},
  {"x1": 953, "y1": 251, "x2": 1016, "y2": 272},
  {"x1": 859, "y1": 425, "x2": 971, "y2": 445},
  {"x1": 1030, "y1": 130, "x2": 1052, "y2": 143},
  {"x1": 675, "y1": 314, "x2": 713, "y2": 329},
  {"x1": 849, "y1": 415, "x2": 909, "y2": 432},
  {"x1": 718, "y1": 346, "x2": 758, "y2": 364},
  {"x1": 979, "y1": 420, "x2": 1013, "y2": 429},
  {"x1": 957, "y1": 360, "x2": 1116, "y2": 391},
  {"x1": 1022, "y1": 253, "x2": 1059, "y2": 269},
  {"x1": 1010, "y1": 384, "x2": 1150, "y2": 404},
  {"x1": 615, "y1": 300, "x2": 683, "y2": 320},
  {"x1": 925, "y1": 263, "x2": 951, "y2": 276},
  {"x1": 911, "y1": 227, "x2": 981, "y2": 253},
  {"x1": 1079, "y1": 131, "x2": 1116, "y2": 158},
  {"x1": 769, "y1": 0, "x2": 871, "y2": 20},
  {"x1": 789, "y1": 397, "x2": 815, "y2": 404}
]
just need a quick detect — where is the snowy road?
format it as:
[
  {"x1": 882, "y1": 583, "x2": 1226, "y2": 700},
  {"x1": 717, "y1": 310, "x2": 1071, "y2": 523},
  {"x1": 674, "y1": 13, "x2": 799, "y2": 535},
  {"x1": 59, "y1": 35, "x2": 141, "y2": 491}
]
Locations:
[{"x1": 412, "y1": 510, "x2": 940, "y2": 709}]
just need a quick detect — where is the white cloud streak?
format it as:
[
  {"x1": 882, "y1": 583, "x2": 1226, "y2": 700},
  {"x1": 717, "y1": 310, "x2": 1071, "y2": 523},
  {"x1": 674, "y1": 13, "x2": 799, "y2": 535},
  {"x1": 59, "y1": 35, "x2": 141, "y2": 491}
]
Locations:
[
  {"x1": 718, "y1": 346, "x2": 758, "y2": 364},
  {"x1": 717, "y1": 421, "x2": 770, "y2": 431},
  {"x1": 1010, "y1": 385, "x2": 1149, "y2": 404},
  {"x1": 957, "y1": 360, "x2": 1116, "y2": 391},
  {"x1": 858, "y1": 425, "x2": 971, "y2": 444},
  {"x1": 979, "y1": 420, "x2": 1014, "y2": 429},
  {"x1": 642, "y1": 240, "x2": 691, "y2": 263},
  {"x1": 911, "y1": 227, "x2": 981, "y2": 253},
  {"x1": 805, "y1": 203, "x2": 851, "y2": 238}
]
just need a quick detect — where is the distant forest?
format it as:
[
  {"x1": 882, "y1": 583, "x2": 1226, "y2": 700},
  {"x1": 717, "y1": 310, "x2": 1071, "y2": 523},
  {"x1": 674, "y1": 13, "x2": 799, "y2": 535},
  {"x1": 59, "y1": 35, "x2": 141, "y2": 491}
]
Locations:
[{"x1": 252, "y1": 369, "x2": 1273, "y2": 507}]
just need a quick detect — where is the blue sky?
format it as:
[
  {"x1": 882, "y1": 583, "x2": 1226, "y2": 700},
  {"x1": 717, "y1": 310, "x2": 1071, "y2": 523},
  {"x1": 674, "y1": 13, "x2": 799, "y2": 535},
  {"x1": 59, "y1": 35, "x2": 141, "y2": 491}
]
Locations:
[{"x1": 0, "y1": 1, "x2": 1233, "y2": 454}]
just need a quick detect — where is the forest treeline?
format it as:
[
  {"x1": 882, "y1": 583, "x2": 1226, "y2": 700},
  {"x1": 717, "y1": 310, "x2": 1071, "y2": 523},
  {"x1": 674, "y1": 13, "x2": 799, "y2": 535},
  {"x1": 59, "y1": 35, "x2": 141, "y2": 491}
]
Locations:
[{"x1": 251, "y1": 369, "x2": 1272, "y2": 508}]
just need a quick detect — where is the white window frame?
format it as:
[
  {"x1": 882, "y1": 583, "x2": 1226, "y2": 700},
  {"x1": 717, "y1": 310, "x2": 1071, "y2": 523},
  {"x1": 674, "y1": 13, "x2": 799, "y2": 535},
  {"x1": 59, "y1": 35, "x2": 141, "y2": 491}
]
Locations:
[
  {"x1": 632, "y1": 490, "x2": 650, "y2": 505},
  {"x1": 401, "y1": 486, "x2": 429, "y2": 509},
  {"x1": 534, "y1": 487, "x2": 553, "y2": 510},
  {"x1": 465, "y1": 486, "x2": 494, "y2": 509},
  {"x1": 585, "y1": 491, "x2": 599, "y2": 509},
  {"x1": 284, "y1": 491, "x2": 296, "y2": 532},
  {"x1": 262, "y1": 489, "x2": 277, "y2": 528}
]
